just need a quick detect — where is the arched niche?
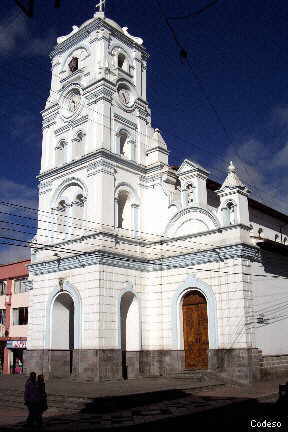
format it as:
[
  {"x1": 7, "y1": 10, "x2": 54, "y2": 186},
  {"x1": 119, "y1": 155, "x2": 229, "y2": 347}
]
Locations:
[
  {"x1": 51, "y1": 292, "x2": 74, "y2": 350},
  {"x1": 46, "y1": 281, "x2": 82, "y2": 350},
  {"x1": 51, "y1": 178, "x2": 88, "y2": 240},
  {"x1": 220, "y1": 199, "x2": 237, "y2": 226},
  {"x1": 114, "y1": 183, "x2": 140, "y2": 234},
  {"x1": 61, "y1": 46, "x2": 90, "y2": 76},
  {"x1": 120, "y1": 291, "x2": 140, "y2": 351},
  {"x1": 165, "y1": 207, "x2": 220, "y2": 237},
  {"x1": 115, "y1": 127, "x2": 136, "y2": 161}
]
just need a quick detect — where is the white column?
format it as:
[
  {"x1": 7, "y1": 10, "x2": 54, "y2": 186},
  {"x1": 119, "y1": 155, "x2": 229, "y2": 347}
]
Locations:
[
  {"x1": 114, "y1": 197, "x2": 119, "y2": 228},
  {"x1": 131, "y1": 204, "x2": 140, "y2": 237}
]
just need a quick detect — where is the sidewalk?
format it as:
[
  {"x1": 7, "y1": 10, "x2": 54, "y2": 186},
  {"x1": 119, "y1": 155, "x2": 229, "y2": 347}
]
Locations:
[{"x1": 0, "y1": 375, "x2": 284, "y2": 431}]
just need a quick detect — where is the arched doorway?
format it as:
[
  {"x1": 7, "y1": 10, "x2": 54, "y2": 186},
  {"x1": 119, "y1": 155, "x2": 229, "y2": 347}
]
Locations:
[
  {"x1": 51, "y1": 292, "x2": 74, "y2": 375},
  {"x1": 120, "y1": 292, "x2": 140, "y2": 379},
  {"x1": 182, "y1": 290, "x2": 208, "y2": 369}
]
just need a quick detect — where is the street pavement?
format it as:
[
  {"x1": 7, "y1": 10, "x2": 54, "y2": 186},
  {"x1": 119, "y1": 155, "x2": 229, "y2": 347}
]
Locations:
[{"x1": 0, "y1": 374, "x2": 286, "y2": 431}]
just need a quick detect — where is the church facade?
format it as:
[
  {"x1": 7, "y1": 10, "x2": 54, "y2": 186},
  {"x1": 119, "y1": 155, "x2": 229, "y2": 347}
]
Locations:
[{"x1": 25, "y1": 6, "x2": 288, "y2": 383}]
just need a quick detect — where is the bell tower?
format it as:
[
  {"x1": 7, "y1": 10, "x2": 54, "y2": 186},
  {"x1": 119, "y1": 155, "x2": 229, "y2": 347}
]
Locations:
[{"x1": 35, "y1": 4, "x2": 154, "y2": 260}]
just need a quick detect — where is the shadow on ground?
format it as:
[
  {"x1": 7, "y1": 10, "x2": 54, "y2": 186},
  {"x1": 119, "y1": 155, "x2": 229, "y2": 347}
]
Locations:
[{"x1": 1, "y1": 389, "x2": 287, "y2": 431}]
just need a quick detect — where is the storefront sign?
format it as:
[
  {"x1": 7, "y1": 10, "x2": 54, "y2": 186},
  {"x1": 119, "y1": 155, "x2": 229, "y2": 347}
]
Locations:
[{"x1": 6, "y1": 340, "x2": 26, "y2": 349}]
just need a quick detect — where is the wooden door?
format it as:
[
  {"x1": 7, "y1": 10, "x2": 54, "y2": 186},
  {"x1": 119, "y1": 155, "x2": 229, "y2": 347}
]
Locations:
[{"x1": 182, "y1": 291, "x2": 208, "y2": 369}]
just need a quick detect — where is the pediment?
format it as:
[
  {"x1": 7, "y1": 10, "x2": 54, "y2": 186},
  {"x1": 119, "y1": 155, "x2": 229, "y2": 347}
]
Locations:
[{"x1": 177, "y1": 159, "x2": 209, "y2": 177}]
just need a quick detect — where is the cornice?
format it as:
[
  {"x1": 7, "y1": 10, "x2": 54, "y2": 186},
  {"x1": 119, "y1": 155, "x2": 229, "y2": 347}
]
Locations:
[
  {"x1": 50, "y1": 18, "x2": 148, "y2": 60},
  {"x1": 87, "y1": 159, "x2": 116, "y2": 177},
  {"x1": 146, "y1": 146, "x2": 169, "y2": 156},
  {"x1": 38, "y1": 148, "x2": 146, "y2": 181},
  {"x1": 114, "y1": 113, "x2": 137, "y2": 130},
  {"x1": 28, "y1": 243, "x2": 260, "y2": 276}
]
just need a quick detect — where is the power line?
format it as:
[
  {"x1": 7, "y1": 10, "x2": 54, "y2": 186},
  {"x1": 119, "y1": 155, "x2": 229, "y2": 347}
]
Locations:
[{"x1": 167, "y1": 0, "x2": 220, "y2": 21}]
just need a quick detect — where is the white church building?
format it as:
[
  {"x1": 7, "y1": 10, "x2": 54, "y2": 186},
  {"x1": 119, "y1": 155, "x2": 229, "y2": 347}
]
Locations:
[{"x1": 25, "y1": 5, "x2": 288, "y2": 384}]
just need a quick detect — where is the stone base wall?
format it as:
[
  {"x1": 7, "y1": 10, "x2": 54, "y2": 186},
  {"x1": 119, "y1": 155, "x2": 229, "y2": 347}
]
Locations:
[
  {"x1": 24, "y1": 349, "x2": 184, "y2": 380},
  {"x1": 140, "y1": 350, "x2": 184, "y2": 376},
  {"x1": 260, "y1": 353, "x2": 288, "y2": 380},
  {"x1": 24, "y1": 349, "x2": 122, "y2": 381},
  {"x1": 208, "y1": 348, "x2": 262, "y2": 384},
  {"x1": 26, "y1": 348, "x2": 269, "y2": 383}
]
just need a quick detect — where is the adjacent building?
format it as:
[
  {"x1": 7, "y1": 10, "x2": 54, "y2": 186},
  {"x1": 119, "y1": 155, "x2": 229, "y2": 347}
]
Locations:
[
  {"x1": 0, "y1": 260, "x2": 31, "y2": 375},
  {"x1": 25, "y1": 6, "x2": 288, "y2": 383}
]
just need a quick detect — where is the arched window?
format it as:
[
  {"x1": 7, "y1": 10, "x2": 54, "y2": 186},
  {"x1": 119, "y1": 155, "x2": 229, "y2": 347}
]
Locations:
[
  {"x1": 54, "y1": 184, "x2": 86, "y2": 239},
  {"x1": 118, "y1": 53, "x2": 126, "y2": 69},
  {"x1": 116, "y1": 130, "x2": 136, "y2": 160},
  {"x1": 55, "y1": 140, "x2": 67, "y2": 167},
  {"x1": 186, "y1": 183, "x2": 194, "y2": 204},
  {"x1": 72, "y1": 193, "x2": 86, "y2": 229},
  {"x1": 56, "y1": 199, "x2": 67, "y2": 236},
  {"x1": 72, "y1": 131, "x2": 85, "y2": 160},
  {"x1": 117, "y1": 190, "x2": 130, "y2": 229},
  {"x1": 222, "y1": 201, "x2": 236, "y2": 226},
  {"x1": 68, "y1": 56, "x2": 78, "y2": 73},
  {"x1": 120, "y1": 131, "x2": 128, "y2": 157},
  {"x1": 115, "y1": 186, "x2": 139, "y2": 236}
]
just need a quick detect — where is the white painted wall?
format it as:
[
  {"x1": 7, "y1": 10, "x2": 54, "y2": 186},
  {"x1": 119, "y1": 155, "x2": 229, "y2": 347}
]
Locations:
[{"x1": 253, "y1": 259, "x2": 288, "y2": 355}]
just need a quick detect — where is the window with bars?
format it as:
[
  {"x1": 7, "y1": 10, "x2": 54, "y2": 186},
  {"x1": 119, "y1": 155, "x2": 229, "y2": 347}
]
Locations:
[
  {"x1": 0, "y1": 281, "x2": 6, "y2": 296},
  {"x1": 14, "y1": 278, "x2": 29, "y2": 294},
  {"x1": 13, "y1": 307, "x2": 28, "y2": 325},
  {"x1": 0, "y1": 309, "x2": 5, "y2": 324}
]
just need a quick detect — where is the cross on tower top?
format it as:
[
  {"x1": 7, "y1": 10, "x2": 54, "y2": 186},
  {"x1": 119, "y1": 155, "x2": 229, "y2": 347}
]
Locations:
[{"x1": 96, "y1": 0, "x2": 106, "y2": 13}]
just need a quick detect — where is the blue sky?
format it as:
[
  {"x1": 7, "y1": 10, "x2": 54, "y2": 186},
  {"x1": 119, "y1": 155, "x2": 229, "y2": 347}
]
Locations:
[{"x1": 0, "y1": 0, "x2": 288, "y2": 263}]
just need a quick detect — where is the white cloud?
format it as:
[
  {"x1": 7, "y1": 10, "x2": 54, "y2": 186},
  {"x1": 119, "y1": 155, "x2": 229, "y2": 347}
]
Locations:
[
  {"x1": 0, "y1": 11, "x2": 27, "y2": 53},
  {"x1": 271, "y1": 142, "x2": 288, "y2": 168},
  {"x1": 210, "y1": 108, "x2": 288, "y2": 214},
  {"x1": 0, "y1": 178, "x2": 37, "y2": 264},
  {"x1": 0, "y1": 177, "x2": 37, "y2": 206},
  {"x1": 22, "y1": 28, "x2": 56, "y2": 57},
  {"x1": 0, "y1": 11, "x2": 56, "y2": 57}
]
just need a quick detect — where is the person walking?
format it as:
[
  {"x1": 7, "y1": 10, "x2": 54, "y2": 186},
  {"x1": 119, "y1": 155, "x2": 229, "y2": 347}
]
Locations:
[{"x1": 24, "y1": 371, "x2": 42, "y2": 428}]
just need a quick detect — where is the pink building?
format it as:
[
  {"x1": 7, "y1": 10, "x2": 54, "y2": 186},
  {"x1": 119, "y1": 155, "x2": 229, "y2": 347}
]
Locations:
[{"x1": 0, "y1": 260, "x2": 30, "y2": 375}]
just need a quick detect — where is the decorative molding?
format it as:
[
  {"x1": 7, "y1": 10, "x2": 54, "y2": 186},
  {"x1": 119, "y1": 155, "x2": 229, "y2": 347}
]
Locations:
[
  {"x1": 38, "y1": 180, "x2": 53, "y2": 196},
  {"x1": 51, "y1": 176, "x2": 88, "y2": 208},
  {"x1": 114, "y1": 113, "x2": 137, "y2": 130},
  {"x1": 166, "y1": 206, "x2": 220, "y2": 231},
  {"x1": 28, "y1": 243, "x2": 260, "y2": 276},
  {"x1": 38, "y1": 149, "x2": 145, "y2": 182},
  {"x1": 87, "y1": 159, "x2": 116, "y2": 177},
  {"x1": 55, "y1": 124, "x2": 70, "y2": 136}
]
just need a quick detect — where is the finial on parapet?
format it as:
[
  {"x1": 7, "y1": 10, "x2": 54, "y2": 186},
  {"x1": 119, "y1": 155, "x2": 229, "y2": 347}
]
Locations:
[
  {"x1": 219, "y1": 160, "x2": 249, "y2": 193},
  {"x1": 228, "y1": 161, "x2": 236, "y2": 173}
]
